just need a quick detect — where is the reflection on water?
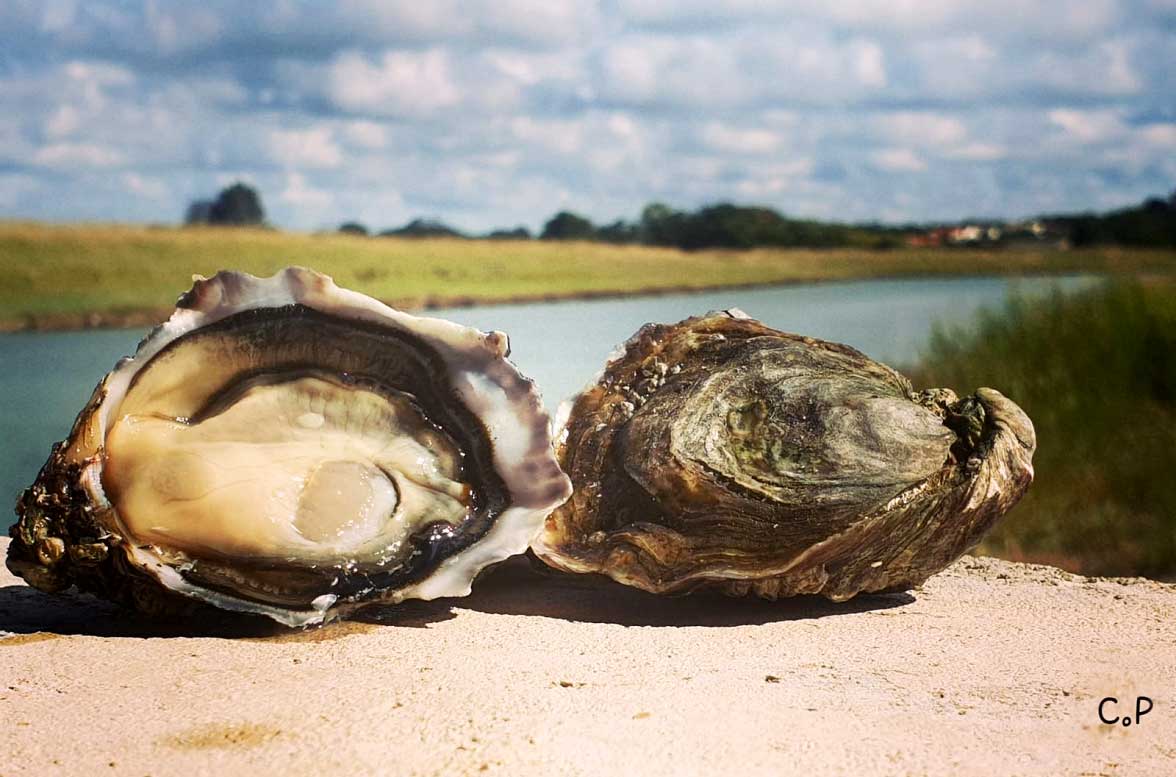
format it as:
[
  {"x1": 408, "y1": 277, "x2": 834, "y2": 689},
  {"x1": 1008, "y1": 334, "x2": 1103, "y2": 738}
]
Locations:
[{"x1": 0, "y1": 275, "x2": 1097, "y2": 517}]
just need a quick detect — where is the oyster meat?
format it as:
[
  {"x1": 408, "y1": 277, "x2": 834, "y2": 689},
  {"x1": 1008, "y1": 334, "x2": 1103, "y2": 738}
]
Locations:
[
  {"x1": 8, "y1": 267, "x2": 571, "y2": 626},
  {"x1": 533, "y1": 310, "x2": 1035, "y2": 601}
]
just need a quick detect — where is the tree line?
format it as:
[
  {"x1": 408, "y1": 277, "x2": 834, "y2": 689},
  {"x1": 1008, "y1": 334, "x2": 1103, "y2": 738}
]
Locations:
[
  {"x1": 185, "y1": 182, "x2": 1176, "y2": 249},
  {"x1": 1042, "y1": 194, "x2": 1176, "y2": 248}
]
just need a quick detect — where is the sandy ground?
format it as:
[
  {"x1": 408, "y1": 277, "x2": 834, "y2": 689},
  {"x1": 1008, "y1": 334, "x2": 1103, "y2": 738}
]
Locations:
[{"x1": 1, "y1": 538, "x2": 1173, "y2": 777}]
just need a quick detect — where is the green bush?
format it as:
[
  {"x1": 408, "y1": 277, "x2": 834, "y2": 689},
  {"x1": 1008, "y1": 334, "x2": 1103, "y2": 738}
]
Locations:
[{"x1": 914, "y1": 281, "x2": 1176, "y2": 578}]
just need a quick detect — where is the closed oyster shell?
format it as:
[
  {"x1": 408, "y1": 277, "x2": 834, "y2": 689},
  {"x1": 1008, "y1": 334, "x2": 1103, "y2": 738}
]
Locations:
[
  {"x1": 532, "y1": 310, "x2": 1035, "y2": 601},
  {"x1": 7, "y1": 267, "x2": 571, "y2": 626}
]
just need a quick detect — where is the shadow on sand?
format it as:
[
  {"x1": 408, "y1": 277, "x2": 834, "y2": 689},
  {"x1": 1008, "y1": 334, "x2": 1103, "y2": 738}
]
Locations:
[
  {"x1": 0, "y1": 557, "x2": 913, "y2": 640},
  {"x1": 0, "y1": 583, "x2": 456, "y2": 641},
  {"x1": 444, "y1": 556, "x2": 915, "y2": 627}
]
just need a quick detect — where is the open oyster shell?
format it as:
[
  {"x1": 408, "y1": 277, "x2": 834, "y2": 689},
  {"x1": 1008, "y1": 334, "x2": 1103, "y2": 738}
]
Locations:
[
  {"x1": 7, "y1": 267, "x2": 571, "y2": 626},
  {"x1": 532, "y1": 310, "x2": 1035, "y2": 601}
]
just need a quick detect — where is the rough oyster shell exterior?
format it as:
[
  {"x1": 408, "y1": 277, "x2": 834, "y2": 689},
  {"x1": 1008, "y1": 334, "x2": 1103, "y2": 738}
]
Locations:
[{"x1": 533, "y1": 310, "x2": 1036, "y2": 601}]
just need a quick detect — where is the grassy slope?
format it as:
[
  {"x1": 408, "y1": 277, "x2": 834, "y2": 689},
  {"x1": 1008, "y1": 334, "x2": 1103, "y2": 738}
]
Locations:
[
  {"x1": 2, "y1": 221, "x2": 1174, "y2": 327},
  {"x1": 914, "y1": 280, "x2": 1176, "y2": 578}
]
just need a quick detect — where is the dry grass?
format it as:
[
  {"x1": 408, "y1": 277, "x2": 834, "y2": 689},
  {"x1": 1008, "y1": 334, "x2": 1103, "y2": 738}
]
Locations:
[{"x1": 2, "y1": 221, "x2": 1173, "y2": 328}]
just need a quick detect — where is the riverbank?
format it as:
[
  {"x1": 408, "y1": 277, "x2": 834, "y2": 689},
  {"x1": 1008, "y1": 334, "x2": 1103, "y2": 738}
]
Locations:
[
  {"x1": 3, "y1": 221, "x2": 1173, "y2": 331},
  {"x1": 1, "y1": 541, "x2": 1172, "y2": 776}
]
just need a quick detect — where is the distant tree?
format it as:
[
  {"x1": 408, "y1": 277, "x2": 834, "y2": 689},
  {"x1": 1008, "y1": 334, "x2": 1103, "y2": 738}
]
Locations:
[
  {"x1": 208, "y1": 182, "x2": 265, "y2": 226},
  {"x1": 380, "y1": 218, "x2": 465, "y2": 238},
  {"x1": 339, "y1": 221, "x2": 369, "y2": 236},
  {"x1": 596, "y1": 219, "x2": 640, "y2": 244},
  {"x1": 641, "y1": 202, "x2": 844, "y2": 250},
  {"x1": 639, "y1": 202, "x2": 686, "y2": 246},
  {"x1": 184, "y1": 199, "x2": 213, "y2": 225},
  {"x1": 1104, "y1": 202, "x2": 1176, "y2": 246},
  {"x1": 540, "y1": 210, "x2": 595, "y2": 241},
  {"x1": 1061, "y1": 215, "x2": 1107, "y2": 247},
  {"x1": 1052, "y1": 192, "x2": 1176, "y2": 247},
  {"x1": 486, "y1": 226, "x2": 532, "y2": 240}
]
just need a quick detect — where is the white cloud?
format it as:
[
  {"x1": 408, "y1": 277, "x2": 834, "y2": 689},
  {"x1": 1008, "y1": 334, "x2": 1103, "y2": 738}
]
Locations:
[
  {"x1": 595, "y1": 30, "x2": 895, "y2": 109},
  {"x1": 1141, "y1": 124, "x2": 1176, "y2": 147},
  {"x1": 269, "y1": 127, "x2": 343, "y2": 169},
  {"x1": 336, "y1": 1, "x2": 469, "y2": 40},
  {"x1": 877, "y1": 112, "x2": 968, "y2": 147},
  {"x1": 1048, "y1": 109, "x2": 1126, "y2": 143},
  {"x1": 33, "y1": 142, "x2": 123, "y2": 168},
  {"x1": 596, "y1": 36, "x2": 717, "y2": 105},
  {"x1": 279, "y1": 171, "x2": 331, "y2": 208},
  {"x1": 909, "y1": 36, "x2": 999, "y2": 97},
  {"x1": 607, "y1": 113, "x2": 639, "y2": 139},
  {"x1": 342, "y1": 121, "x2": 388, "y2": 149},
  {"x1": 510, "y1": 116, "x2": 585, "y2": 155},
  {"x1": 37, "y1": 0, "x2": 78, "y2": 33},
  {"x1": 122, "y1": 172, "x2": 168, "y2": 199},
  {"x1": 483, "y1": 48, "x2": 584, "y2": 87},
  {"x1": 1031, "y1": 40, "x2": 1141, "y2": 96},
  {"x1": 45, "y1": 105, "x2": 80, "y2": 137},
  {"x1": 851, "y1": 40, "x2": 887, "y2": 88},
  {"x1": 733, "y1": 159, "x2": 815, "y2": 197},
  {"x1": 700, "y1": 122, "x2": 781, "y2": 154},
  {"x1": 62, "y1": 60, "x2": 134, "y2": 87},
  {"x1": 874, "y1": 112, "x2": 1009, "y2": 162},
  {"x1": 872, "y1": 148, "x2": 928, "y2": 172},
  {"x1": 944, "y1": 142, "x2": 1007, "y2": 161},
  {"x1": 326, "y1": 49, "x2": 462, "y2": 116},
  {"x1": 143, "y1": 4, "x2": 224, "y2": 56},
  {"x1": 474, "y1": 0, "x2": 603, "y2": 46}
]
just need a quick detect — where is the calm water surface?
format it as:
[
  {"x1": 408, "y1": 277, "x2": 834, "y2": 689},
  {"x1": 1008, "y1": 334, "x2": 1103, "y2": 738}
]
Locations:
[{"x1": 0, "y1": 275, "x2": 1096, "y2": 515}]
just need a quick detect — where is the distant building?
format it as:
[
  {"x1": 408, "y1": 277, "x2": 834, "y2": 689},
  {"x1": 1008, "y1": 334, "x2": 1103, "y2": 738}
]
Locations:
[
  {"x1": 905, "y1": 221, "x2": 1057, "y2": 249},
  {"x1": 948, "y1": 225, "x2": 984, "y2": 244}
]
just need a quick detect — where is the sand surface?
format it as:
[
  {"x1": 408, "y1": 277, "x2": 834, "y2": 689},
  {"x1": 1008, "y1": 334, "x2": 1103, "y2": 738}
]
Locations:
[{"x1": 1, "y1": 538, "x2": 1173, "y2": 777}]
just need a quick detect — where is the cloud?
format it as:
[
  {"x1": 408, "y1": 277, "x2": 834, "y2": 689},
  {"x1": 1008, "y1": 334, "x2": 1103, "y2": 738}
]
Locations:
[
  {"x1": 943, "y1": 142, "x2": 1007, "y2": 161},
  {"x1": 876, "y1": 112, "x2": 967, "y2": 147},
  {"x1": 0, "y1": 0, "x2": 1171, "y2": 230},
  {"x1": 44, "y1": 105, "x2": 81, "y2": 137},
  {"x1": 269, "y1": 127, "x2": 343, "y2": 169},
  {"x1": 1048, "y1": 109, "x2": 1127, "y2": 143},
  {"x1": 33, "y1": 142, "x2": 124, "y2": 168},
  {"x1": 279, "y1": 171, "x2": 331, "y2": 208},
  {"x1": 1141, "y1": 124, "x2": 1176, "y2": 148},
  {"x1": 699, "y1": 122, "x2": 781, "y2": 154},
  {"x1": 325, "y1": 49, "x2": 463, "y2": 116},
  {"x1": 851, "y1": 40, "x2": 887, "y2": 88},
  {"x1": 122, "y1": 171, "x2": 168, "y2": 199},
  {"x1": 593, "y1": 30, "x2": 892, "y2": 109},
  {"x1": 342, "y1": 121, "x2": 388, "y2": 149},
  {"x1": 872, "y1": 148, "x2": 928, "y2": 173}
]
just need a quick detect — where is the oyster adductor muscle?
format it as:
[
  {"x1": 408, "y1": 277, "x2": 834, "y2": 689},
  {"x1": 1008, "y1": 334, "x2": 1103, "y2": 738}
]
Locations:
[
  {"x1": 8, "y1": 268, "x2": 571, "y2": 626},
  {"x1": 532, "y1": 310, "x2": 1035, "y2": 601}
]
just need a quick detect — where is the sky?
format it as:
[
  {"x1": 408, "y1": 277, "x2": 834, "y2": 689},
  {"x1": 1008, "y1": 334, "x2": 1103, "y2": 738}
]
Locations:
[{"x1": 0, "y1": 1, "x2": 1173, "y2": 233}]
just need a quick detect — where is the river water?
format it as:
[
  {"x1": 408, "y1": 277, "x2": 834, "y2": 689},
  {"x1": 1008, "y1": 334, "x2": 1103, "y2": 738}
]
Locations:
[{"x1": 0, "y1": 275, "x2": 1096, "y2": 515}]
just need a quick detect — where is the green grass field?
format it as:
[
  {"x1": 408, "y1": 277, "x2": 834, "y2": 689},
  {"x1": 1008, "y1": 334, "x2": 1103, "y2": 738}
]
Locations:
[
  {"x1": 915, "y1": 280, "x2": 1176, "y2": 579},
  {"x1": 2, "y1": 221, "x2": 1174, "y2": 329}
]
